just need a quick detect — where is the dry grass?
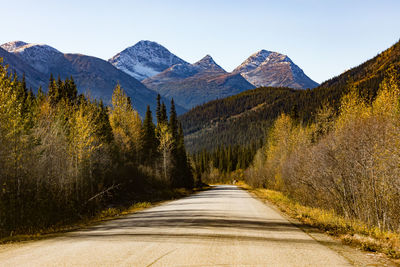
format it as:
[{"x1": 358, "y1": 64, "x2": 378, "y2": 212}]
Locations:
[{"x1": 239, "y1": 182, "x2": 400, "y2": 259}]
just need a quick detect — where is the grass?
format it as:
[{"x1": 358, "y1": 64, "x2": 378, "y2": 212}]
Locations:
[
  {"x1": 239, "y1": 182, "x2": 400, "y2": 260},
  {"x1": 0, "y1": 187, "x2": 207, "y2": 244}
]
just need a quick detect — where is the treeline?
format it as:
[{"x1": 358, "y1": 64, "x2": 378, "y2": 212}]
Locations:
[
  {"x1": 245, "y1": 68, "x2": 400, "y2": 231},
  {"x1": 191, "y1": 141, "x2": 262, "y2": 184},
  {"x1": 180, "y1": 40, "x2": 400, "y2": 153},
  {"x1": 0, "y1": 62, "x2": 193, "y2": 237}
]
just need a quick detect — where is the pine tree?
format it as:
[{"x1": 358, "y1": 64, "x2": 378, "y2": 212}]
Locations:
[
  {"x1": 160, "y1": 102, "x2": 167, "y2": 124},
  {"x1": 48, "y1": 74, "x2": 59, "y2": 106},
  {"x1": 156, "y1": 94, "x2": 161, "y2": 125},
  {"x1": 97, "y1": 101, "x2": 113, "y2": 144},
  {"x1": 169, "y1": 99, "x2": 178, "y2": 140},
  {"x1": 22, "y1": 73, "x2": 27, "y2": 94},
  {"x1": 142, "y1": 105, "x2": 158, "y2": 165},
  {"x1": 177, "y1": 122, "x2": 193, "y2": 188}
]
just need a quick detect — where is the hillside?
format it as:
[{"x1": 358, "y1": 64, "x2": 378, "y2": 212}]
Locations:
[
  {"x1": 180, "y1": 40, "x2": 400, "y2": 152},
  {"x1": 0, "y1": 47, "x2": 47, "y2": 89},
  {"x1": 233, "y1": 50, "x2": 319, "y2": 89},
  {"x1": 109, "y1": 40, "x2": 187, "y2": 80},
  {"x1": 143, "y1": 55, "x2": 255, "y2": 109},
  {"x1": 1, "y1": 41, "x2": 186, "y2": 116},
  {"x1": 319, "y1": 39, "x2": 400, "y2": 101}
]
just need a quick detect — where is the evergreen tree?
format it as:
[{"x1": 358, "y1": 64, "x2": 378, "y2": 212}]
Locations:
[
  {"x1": 169, "y1": 99, "x2": 178, "y2": 140},
  {"x1": 48, "y1": 74, "x2": 59, "y2": 106},
  {"x1": 156, "y1": 94, "x2": 161, "y2": 125},
  {"x1": 97, "y1": 101, "x2": 114, "y2": 144},
  {"x1": 22, "y1": 73, "x2": 27, "y2": 94},
  {"x1": 142, "y1": 105, "x2": 158, "y2": 165},
  {"x1": 160, "y1": 102, "x2": 167, "y2": 124}
]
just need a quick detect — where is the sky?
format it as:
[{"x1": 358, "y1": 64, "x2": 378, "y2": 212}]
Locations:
[{"x1": 1, "y1": 0, "x2": 399, "y2": 83}]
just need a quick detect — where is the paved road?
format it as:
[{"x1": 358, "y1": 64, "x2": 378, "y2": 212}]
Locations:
[{"x1": 0, "y1": 185, "x2": 355, "y2": 266}]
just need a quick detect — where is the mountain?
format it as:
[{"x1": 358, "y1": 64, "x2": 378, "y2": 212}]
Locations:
[
  {"x1": 2, "y1": 41, "x2": 68, "y2": 74},
  {"x1": 319, "y1": 40, "x2": 400, "y2": 101},
  {"x1": 109, "y1": 42, "x2": 318, "y2": 108},
  {"x1": 233, "y1": 50, "x2": 319, "y2": 89},
  {"x1": 1, "y1": 41, "x2": 186, "y2": 116},
  {"x1": 143, "y1": 55, "x2": 255, "y2": 109},
  {"x1": 180, "y1": 40, "x2": 400, "y2": 152},
  {"x1": 0, "y1": 46, "x2": 47, "y2": 90},
  {"x1": 108, "y1": 40, "x2": 187, "y2": 81},
  {"x1": 192, "y1": 55, "x2": 225, "y2": 73}
]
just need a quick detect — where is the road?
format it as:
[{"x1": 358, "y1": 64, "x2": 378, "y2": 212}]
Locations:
[{"x1": 0, "y1": 185, "x2": 373, "y2": 266}]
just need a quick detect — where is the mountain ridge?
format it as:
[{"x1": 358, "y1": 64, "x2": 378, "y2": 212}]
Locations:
[
  {"x1": 1, "y1": 41, "x2": 186, "y2": 116},
  {"x1": 108, "y1": 40, "x2": 187, "y2": 81},
  {"x1": 143, "y1": 54, "x2": 254, "y2": 109},
  {"x1": 111, "y1": 41, "x2": 319, "y2": 108},
  {"x1": 233, "y1": 50, "x2": 319, "y2": 89},
  {"x1": 180, "y1": 40, "x2": 400, "y2": 152}
]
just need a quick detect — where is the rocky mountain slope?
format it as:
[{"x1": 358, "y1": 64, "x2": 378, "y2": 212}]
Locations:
[
  {"x1": 180, "y1": 40, "x2": 400, "y2": 152},
  {"x1": 233, "y1": 50, "x2": 319, "y2": 89},
  {"x1": 109, "y1": 40, "x2": 187, "y2": 81},
  {"x1": 0, "y1": 46, "x2": 47, "y2": 90},
  {"x1": 1, "y1": 41, "x2": 186, "y2": 116},
  {"x1": 109, "y1": 41, "x2": 319, "y2": 109},
  {"x1": 143, "y1": 55, "x2": 255, "y2": 109}
]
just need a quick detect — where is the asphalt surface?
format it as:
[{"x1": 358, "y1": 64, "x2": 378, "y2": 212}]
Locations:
[{"x1": 0, "y1": 185, "x2": 356, "y2": 266}]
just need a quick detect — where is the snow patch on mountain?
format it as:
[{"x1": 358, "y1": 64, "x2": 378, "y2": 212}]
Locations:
[
  {"x1": 109, "y1": 40, "x2": 187, "y2": 81},
  {"x1": 234, "y1": 49, "x2": 272, "y2": 73},
  {"x1": 1, "y1": 41, "x2": 28, "y2": 52},
  {"x1": 1, "y1": 41, "x2": 63, "y2": 74},
  {"x1": 234, "y1": 49, "x2": 318, "y2": 89}
]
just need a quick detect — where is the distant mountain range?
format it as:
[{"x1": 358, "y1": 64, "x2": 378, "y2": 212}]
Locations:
[
  {"x1": 1, "y1": 39, "x2": 319, "y2": 114},
  {"x1": 142, "y1": 55, "x2": 255, "y2": 109},
  {"x1": 109, "y1": 41, "x2": 318, "y2": 109},
  {"x1": 179, "y1": 40, "x2": 400, "y2": 152},
  {"x1": 108, "y1": 40, "x2": 187, "y2": 81},
  {"x1": 0, "y1": 41, "x2": 185, "y2": 117}
]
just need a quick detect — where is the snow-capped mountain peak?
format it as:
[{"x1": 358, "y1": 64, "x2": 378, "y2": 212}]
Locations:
[
  {"x1": 233, "y1": 49, "x2": 319, "y2": 89},
  {"x1": 1, "y1": 41, "x2": 62, "y2": 54},
  {"x1": 109, "y1": 40, "x2": 187, "y2": 81},
  {"x1": 233, "y1": 49, "x2": 274, "y2": 73},
  {"x1": 1, "y1": 41, "x2": 28, "y2": 52},
  {"x1": 1, "y1": 41, "x2": 64, "y2": 74}
]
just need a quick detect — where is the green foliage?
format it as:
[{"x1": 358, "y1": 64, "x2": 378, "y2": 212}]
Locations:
[
  {"x1": 0, "y1": 64, "x2": 194, "y2": 238},
  {"x1": 141, "y1": 106, "x2": 159, "y2": 165},
  {"x1": 191, "y1": 141, "x2": 262, "y2": 184},
  {"x1": 245, "y1": 70, "x2": 400, "y2": 232},
  {"x1": 180, "y1": 40, "x2": 400, "y2": 153}
]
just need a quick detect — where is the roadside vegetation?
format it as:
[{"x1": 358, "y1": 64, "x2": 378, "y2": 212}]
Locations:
[
  {"x1": 197, "y1": 68, "x2": 400, "y2": 259},
  {"x1": 0, "y1": 187, "x2": 196, "y2": 244},
  {"x1": 180, "y1": 40, "x2": 400, "y2": 153},
  {"x1": 0, "y1": 61, "x2": 194, "y2": 239},
  {"x1": 242, "y1": 185, "x2": 400, "y2": 259},
  {"x1": 242, "y1": 68, "x2": 400, "y2": 258}
]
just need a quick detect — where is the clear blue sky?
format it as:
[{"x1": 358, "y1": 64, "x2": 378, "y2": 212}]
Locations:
[{"x1": 1, "y1": 0, "x2": 399, "y2": 83}]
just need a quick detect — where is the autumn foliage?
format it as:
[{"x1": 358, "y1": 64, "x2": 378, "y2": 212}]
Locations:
[
  {"x1": 0, "y1": 62, "x2": 193, "y2": 237},
  {"x1": 245, "y1": 68, "x2": 400, "y2": 232}
]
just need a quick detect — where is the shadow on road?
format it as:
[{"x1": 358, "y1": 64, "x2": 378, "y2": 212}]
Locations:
[{"x1": 68, "y1": 185, "x2": 332, "y2": 247}]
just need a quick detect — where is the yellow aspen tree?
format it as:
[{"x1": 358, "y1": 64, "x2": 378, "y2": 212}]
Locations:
[
  {"x1": 109, "y1": 85, "x2": 143, "y2": 162},
  {"x1": 69, "y1": 102, "x2": 103, "y2": 199},
  {"x1": 156, "y1": 123, "x2": 173, "y2": 184}
]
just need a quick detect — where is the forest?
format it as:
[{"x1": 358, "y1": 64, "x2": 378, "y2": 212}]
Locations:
[
  {"x1": 180, "y1": 40, "x2": 400, "y2": 153},
  {"x1": 0, "y1": 62, "x2": 193, "y2": 238},
  {"x1": 188, "y1": 66, "x2": 400, "y2": 259},
  {"x1": 222, "y1": 68, "x2": 400, "y2": 232}
]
